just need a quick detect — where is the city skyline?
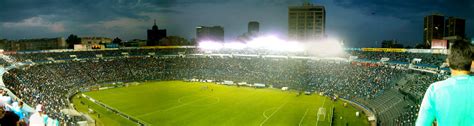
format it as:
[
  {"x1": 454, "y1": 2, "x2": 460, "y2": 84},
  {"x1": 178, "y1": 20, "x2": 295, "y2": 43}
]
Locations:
[{"x1": 0, "y1": 0, "x2": 473, "y2": 47}]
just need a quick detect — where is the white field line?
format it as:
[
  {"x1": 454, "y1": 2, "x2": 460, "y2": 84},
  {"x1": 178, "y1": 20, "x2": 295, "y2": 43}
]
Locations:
[
  {"x1": 137, "y1": 97, "x2": 207, "y2": 118},
  {"x1": 262, "y1": 107, "x2": 277, "y2": 118},
  {"x1": 190, "y1": 97, "x2": 220, "y2": 106},
  {"x1": 316, "y1": 97, "x2": 327, "y2": 126},
  {"x1": 260, "y1": 102, "x2": 288, "y2": 126},
  {"x1": 299, "y1": 108, "x2": 310, "y2": 126}
]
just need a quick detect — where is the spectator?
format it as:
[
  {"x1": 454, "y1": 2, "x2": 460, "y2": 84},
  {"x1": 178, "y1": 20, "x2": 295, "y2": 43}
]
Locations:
[
  {"x1": 416, "y1": 41, "x2": 473, "y2": 126},
  {"x1": 0, "y1": 48, "x2": 450, "y2": 125},
  {"x1": 11, "y1": 101, "x2": 26, "y2": 122},
  {"x1": 29, "y1": 104, "x2": 46, "y2": 126},
  {"x1": 0, "y1": 106, "x2": 20, "y2": 126}
]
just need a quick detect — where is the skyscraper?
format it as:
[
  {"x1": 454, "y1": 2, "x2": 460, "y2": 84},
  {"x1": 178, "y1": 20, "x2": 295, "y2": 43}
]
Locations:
[
  {"x1": 423, "y1": 14, "x2": 444, "y2": 48},
  {"x1": 196, "y1": 26, "x2": 224, "y2": 42},
  {"x1": 147, "y1": 20, "x2": 167, "y2": 46},
  {"x1": 248, "y1": 21, "x2": 259, "y2": 36},
  {"x1": 288, "y1": 2, "x2": 326, "y2": 42},
  {"x1": 445, "y1": 17, "x2": 466, "y2": 37}
]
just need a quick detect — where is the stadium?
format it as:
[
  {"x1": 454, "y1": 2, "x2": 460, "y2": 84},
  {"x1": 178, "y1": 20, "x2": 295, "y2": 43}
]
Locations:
[{"x1": 0, "y1": 36, "x2": 462, "y2": 126}]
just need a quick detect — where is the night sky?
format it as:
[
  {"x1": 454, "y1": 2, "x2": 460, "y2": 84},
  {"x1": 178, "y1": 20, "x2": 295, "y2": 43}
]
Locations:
[{"x1": 0, "y1": 0, "x2": 473, "y2": 47}]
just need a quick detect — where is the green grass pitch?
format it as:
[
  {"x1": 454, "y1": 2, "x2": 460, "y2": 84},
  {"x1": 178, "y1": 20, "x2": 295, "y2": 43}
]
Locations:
[{"x1": 72, "y1": 81, "x2": 369, "y2": 126}]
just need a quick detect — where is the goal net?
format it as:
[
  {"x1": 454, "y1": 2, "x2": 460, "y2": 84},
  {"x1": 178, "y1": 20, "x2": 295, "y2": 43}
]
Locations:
[{"x1": 317, "y1": 107, "x2": 326, "y2": 121}]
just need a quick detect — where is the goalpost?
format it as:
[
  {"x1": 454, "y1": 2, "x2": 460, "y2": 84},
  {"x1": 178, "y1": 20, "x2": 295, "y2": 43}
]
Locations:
[
  {"x1": 317, "y1": 107, "x2": 326, "y2": 122},
  {"x1": 316, "y1": 106, "x2": 335, "y2": 126}
]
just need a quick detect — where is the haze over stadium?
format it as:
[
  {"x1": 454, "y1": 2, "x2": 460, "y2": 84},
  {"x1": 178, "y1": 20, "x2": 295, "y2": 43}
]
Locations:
[{"x1": 0, "y1": 0, "x2": 472, "y2": 126}]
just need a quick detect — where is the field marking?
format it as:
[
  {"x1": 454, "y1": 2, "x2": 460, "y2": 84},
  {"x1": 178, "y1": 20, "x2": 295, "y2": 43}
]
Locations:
[
  {"x1": 316, "y1": 97, "x2": 327, "y2": 126},
  {"x1": 176, "y1": 90, "x2": 204, "y2": 104},
  {"x1": 191, "y1": 97, "x2": 221, "y2": 106},
  {"x1": 299, "y1": 108, "x2": 310, "y2": 126},
  {"x1": 178, "y1": 95, "x2": 200, "y2": 103},
  {"x1": 259, "y1": 102, "x2": 288, "y2": 126},
  {"x1": 136, "y1": 97, "x2": 207, "y2": 118},
  {"x1": 179, "y1": 96, "x2": 220, "y2": 106},
  {"x1": 262, "y1": 107, "x2": 277, "y2": 118}
]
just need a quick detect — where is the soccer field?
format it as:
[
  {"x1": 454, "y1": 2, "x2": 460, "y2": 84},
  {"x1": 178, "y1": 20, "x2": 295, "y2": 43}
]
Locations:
[{"x1": 73, "y1": 81, "x2": 369, "y2": 126}]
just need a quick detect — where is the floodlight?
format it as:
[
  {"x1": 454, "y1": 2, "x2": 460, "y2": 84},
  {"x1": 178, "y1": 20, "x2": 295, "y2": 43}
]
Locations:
[
  {"x1": 198, "y1": 41, "x2": 223, "y2": 50},
  {"x1": 224, "y1": 42, "x2": 247, "y2": 50}
]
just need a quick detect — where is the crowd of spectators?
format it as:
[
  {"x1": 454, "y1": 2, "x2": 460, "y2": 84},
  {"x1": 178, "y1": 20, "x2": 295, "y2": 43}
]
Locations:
[
  {"x1": 307, "y1": 62, "x2": 405, "y2": 99},
  {"x1": 2, "y1": 57, "x2": 171, "y2": 125},
  {"x1": 0, "y1": 49, "x2": 447, "y2": 125},
  {"x1": 395, "y1": 105, "x2": 420, "y2": 126},
  {"x1": 349, "y1": 51, "x2": 447, "y2": 66},
  {"x1": 7, "y1": 48, "x2": 191, "y2": 62},
  {"x1": 399, "y1": 72, "x2": 447, "y2": 99},
  {"x1": 6, "y1": 49, "x2": 447, "y2": 67},
  {"x1": 393, "y1": 72, "x2": 448, "y2": 126}
]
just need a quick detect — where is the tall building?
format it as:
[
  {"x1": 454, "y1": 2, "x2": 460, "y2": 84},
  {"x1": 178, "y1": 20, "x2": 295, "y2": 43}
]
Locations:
[
  {"x1": 147, "y1": 20, "x2": 167, "y2": 46},
  {"x1": 423, "y1": 14, "x2": 445, "y2": 47},
  {"x1": 248, "y1": 21, "x2": 259, "y2": 36},
  {"x1": 196, "y1": 26, "x2": 224, "y2": 42},
  {"x1": 288, "y1": 2, "x2": 326, "y2": 42},
  {"x1": 445, "y1": 17, "x2": 466, "y2": 37}
]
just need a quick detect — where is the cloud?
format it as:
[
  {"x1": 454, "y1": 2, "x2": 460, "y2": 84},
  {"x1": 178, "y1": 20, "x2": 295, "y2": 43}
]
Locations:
[
  {"x1": 332, "y1": 0, "x2": 474, "y2": 20},
  {"x1": 50, "y1": 24, "x2": 65, "y2": 32},
  {"x1": 142, "y1": 0, "x2": 306, "y2": 8},
  {"x1": 1, "y1": 0, "x2": 298, "y2": 40},
  {"x1": 79, "y1": 12, "x2": 168, "y2": 39},
  {"x1": 319, "y1": 0, "x2": 421, "y2": 47},
  {"x1": 82, "y1": 18, "x2": 148, "y2": 37},
  {"x1": 3, "y1": 16, "x2": 65, "y2": 32},
  {"x1": 328, "y1": 0, "x2": 474, "y2": 46},
  {"x1": 0, "y1": 0, "x2": 155, "y2": 23},
  {"x1": 0, "y1": 0, "x2": 471, "y2": 47},
  {"x1": 0, "y1": 0, "x2": 168, "y2": 39},
  {"x1": 154, "y1": 0, "x2": 305, "y2": 40}
]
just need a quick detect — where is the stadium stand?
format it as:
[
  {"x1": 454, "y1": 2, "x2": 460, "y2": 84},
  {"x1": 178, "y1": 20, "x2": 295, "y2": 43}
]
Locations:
[
  {"x1": 0, "y1": 47, "x2": 449, "y2": 126},
  {"x1": 349, "y1": 51, "x2": 447, "y2": 66},
  {"x1": 356, "y1": 89, "x2": 412, "y2": 126}
]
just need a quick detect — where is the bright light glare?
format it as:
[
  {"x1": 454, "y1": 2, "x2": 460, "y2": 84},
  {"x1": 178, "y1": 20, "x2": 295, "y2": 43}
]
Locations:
[
  {"x1": 224, "y1": 42, "x2": 247, "y2": 50},
  {"x1": 321, "y1": 42, "x2": 343, "y2": 53},
  {"x1": 306, "y1": 38, "x2": 344, "y2": 55},
  {"x1": 324, "y1": 38, "x2": 340, "y2": 43},
  {"x1": 198, "y1": 41, "x2": 223, "y2": 50},
  {"x1": 247, "y1": 36, "x2": 304, "y2": 52},
  {"x1": 247, "y1": 36, "x2": 282, "y2": 49},
  {"x1": 286, "y1": 42, "x2": 305, "y2": 52},
  {"x1": 197, "y1": 36, "x2": 339, "y2": 53}
]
